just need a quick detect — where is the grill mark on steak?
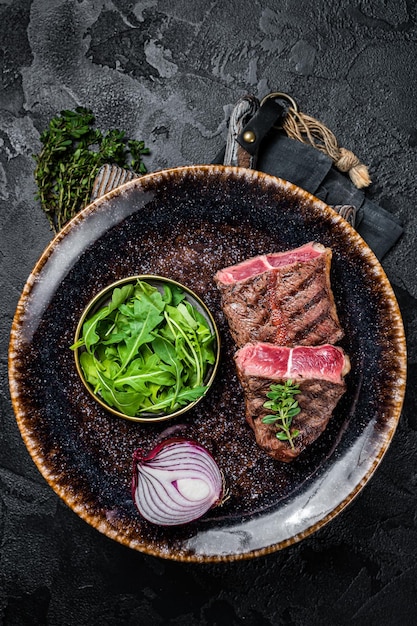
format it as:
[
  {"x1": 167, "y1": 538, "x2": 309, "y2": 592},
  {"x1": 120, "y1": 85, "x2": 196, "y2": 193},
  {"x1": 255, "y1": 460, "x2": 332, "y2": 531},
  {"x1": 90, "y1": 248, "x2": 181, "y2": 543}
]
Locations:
[
  {"x1": 269, "y1": 255, "x2": 342, "y2": 346},
  {"x1": 215, "y1": 242, "x2": 344, "y2": 348},
  {"x1": 278, "y1": 263, "x2": 323, "y2": 301},
  {"x1": 287, "y1": 287, "x2": 328, "y2": 317},
  {"x1": 292, "y1": 306, "x2": 336, "y2": 344}
]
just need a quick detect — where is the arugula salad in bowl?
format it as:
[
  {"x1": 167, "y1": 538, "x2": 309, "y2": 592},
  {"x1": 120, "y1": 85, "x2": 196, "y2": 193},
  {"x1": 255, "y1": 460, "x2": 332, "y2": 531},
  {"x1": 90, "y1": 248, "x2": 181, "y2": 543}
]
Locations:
[{"x1": 71, "y1": 276, "x2": 220, "y2": 422}]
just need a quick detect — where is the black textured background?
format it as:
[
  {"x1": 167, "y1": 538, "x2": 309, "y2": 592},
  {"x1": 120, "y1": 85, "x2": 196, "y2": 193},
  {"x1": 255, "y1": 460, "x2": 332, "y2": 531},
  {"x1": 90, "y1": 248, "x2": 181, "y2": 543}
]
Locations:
[{"x1": 1, "y1": 1, "x2": 417, "y2": 624}]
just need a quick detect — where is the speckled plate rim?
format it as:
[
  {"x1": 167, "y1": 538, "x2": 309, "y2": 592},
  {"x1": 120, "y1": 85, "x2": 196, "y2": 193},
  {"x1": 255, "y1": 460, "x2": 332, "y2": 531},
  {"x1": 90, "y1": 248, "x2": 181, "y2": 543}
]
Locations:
[{"x1": 8, "y1": 164, "x2": 407, "y2": 562}]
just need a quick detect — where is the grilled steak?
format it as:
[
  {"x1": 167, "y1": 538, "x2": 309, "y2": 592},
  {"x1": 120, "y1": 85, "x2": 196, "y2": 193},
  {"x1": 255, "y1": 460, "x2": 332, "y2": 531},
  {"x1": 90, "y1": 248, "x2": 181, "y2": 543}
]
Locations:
[
  {"x1": 214, "y1": 242, "x2": 343, "y2": 348},
  {"x1": 234, "y1": 342, "x2": 350, "y2": 462}
]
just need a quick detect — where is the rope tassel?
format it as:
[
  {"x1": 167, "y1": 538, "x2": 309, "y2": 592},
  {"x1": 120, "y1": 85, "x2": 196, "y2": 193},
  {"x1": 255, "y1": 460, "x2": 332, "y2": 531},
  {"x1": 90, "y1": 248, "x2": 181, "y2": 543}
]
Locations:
[{"x1": 282, "y1": 108, "x2": 371, "y2": 189}]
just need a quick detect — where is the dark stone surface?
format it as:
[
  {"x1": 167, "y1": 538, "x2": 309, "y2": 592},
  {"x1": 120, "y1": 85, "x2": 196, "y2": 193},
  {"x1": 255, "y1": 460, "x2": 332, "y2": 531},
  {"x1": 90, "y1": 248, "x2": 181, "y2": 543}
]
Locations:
[{"x1": 1, "y1": 1, "x2": 416, "y2": 624}]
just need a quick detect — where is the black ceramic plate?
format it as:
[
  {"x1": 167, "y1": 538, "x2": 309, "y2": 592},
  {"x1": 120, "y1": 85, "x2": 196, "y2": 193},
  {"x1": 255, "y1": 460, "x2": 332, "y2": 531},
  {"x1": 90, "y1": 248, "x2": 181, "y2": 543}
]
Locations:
[{"x1": 9, "y1": 165, "x2": 406, "y2": 562}]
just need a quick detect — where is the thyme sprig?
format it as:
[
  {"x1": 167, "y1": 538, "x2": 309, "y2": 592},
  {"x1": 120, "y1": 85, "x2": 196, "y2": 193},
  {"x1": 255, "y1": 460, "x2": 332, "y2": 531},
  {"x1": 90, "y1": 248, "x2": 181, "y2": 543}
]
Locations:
[
  {"x1": 33, "y1": 107, "x2": 149, "y2": 233},
  {"x1": 262, "y1": 380, "x2": 301, "y2": 449}
]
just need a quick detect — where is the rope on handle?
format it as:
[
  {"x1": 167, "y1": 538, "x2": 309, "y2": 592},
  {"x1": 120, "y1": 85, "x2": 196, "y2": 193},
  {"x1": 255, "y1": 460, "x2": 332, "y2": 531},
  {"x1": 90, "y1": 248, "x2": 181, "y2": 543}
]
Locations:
[{"x1": 282, "y1": 107, "x2": 371, "y2": 189}]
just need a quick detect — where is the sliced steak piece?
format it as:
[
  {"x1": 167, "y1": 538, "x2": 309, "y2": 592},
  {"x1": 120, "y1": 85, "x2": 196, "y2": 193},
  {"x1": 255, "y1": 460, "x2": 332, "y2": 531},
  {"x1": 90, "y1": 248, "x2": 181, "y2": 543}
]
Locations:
[
  {"x1": 234, "y1": 342, "x2": 350, "y2": 462},
  {"x1": 214, "y1": 242, "x2": 344, "y2": 347}
]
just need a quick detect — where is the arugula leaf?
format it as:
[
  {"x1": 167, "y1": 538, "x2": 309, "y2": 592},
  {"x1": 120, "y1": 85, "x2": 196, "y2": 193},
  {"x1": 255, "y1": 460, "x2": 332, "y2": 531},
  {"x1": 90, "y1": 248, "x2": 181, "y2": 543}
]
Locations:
[
  {"x1": 152, "y1": 336, "x2": 183, "y2": 408},
  {"x1": 114, "y1": 355, "x2": 174, "y2": 391},
  {"x1": 96, "y1": 369, "x2": 144, "y2": 416},
  {"x1": 136, "y1": 386, "x2": 208, "y2": 414},
  {"x1": 118, "y1": 310, "x2": 163, "y2": 371},
  {"x1": 110, "y1": 284, "x2": 134, "y2": 309}
]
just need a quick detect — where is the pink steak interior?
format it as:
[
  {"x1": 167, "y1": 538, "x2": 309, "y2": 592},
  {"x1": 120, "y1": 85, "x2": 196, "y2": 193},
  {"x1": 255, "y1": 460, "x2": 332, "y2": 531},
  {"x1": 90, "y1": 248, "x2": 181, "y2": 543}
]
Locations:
[
  {"x1": 215, "y1": 242, "x2": 323, "y2": 285},
  {"x1": 234, "y1": 342, "x2": 350, "y2": 384}
]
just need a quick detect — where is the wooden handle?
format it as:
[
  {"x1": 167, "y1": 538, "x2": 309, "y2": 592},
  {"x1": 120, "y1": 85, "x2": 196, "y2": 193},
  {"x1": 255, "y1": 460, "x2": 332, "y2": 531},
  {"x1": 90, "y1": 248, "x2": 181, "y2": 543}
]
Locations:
[{"x1": 223, "y1": 95, "x2": 259, "y2": 168}]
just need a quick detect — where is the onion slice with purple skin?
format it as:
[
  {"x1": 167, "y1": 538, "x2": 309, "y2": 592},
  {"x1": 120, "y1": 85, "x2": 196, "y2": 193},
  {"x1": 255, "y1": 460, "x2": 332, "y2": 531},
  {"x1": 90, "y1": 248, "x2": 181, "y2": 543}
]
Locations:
[{"x1": 132, "y1": 438, "x2": 224, "y2": 526}]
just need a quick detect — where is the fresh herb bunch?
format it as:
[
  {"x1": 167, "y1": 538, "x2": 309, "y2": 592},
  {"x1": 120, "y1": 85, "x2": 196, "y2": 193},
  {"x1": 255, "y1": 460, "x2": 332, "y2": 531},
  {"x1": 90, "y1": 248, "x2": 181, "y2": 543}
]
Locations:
[
  {"x1": 71, "y1": 280, "x2": 216, "y2": 417},
  {"x1": 34, "y1": 107, "x2": 149, "y2": 232},
  {"x1": 262, "y1": 380, "x2": 301, "y2": 448}
]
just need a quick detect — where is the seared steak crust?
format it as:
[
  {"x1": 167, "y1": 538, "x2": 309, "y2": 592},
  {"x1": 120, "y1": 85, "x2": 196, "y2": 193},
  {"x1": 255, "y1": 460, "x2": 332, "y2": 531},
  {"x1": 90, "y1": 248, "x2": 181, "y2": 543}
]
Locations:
[
  {"x1": 237, "y1": 373, "x2": 346, "y2": 462},
  {"x1": 215, "y1": 243, "x2": 343, "y2": 348}
]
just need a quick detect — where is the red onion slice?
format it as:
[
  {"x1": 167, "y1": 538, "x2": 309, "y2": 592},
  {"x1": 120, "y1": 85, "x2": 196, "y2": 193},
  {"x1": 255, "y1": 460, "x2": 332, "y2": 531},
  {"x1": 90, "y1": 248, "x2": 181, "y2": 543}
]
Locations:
[{"x1": 132, "y1": 438, "x2": 224, "y2": 526}]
